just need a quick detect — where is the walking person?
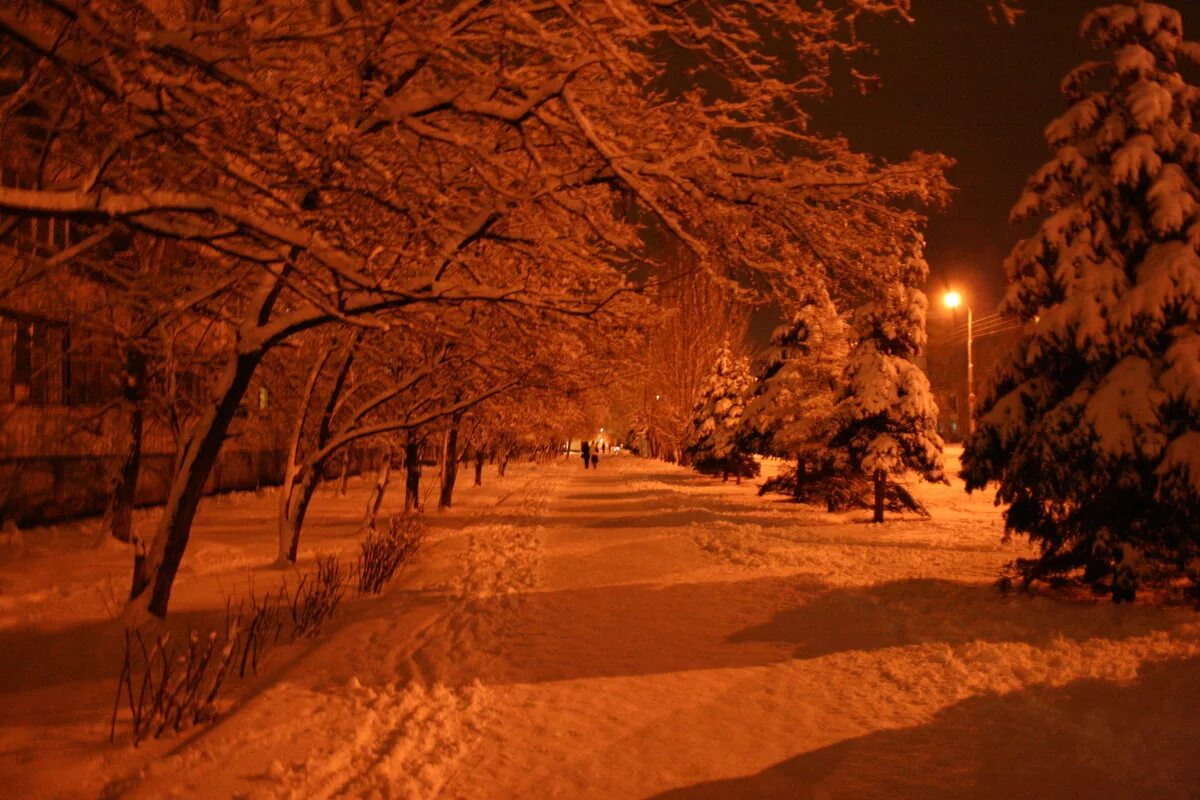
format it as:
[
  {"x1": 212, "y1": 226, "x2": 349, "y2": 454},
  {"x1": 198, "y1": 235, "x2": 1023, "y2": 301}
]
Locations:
[
  {"x1": 581, "y1": 440, "x2": 591, "y2": 470},
  {"x1": 591, "y1": 450, "x2": 599, "y2": 469}
]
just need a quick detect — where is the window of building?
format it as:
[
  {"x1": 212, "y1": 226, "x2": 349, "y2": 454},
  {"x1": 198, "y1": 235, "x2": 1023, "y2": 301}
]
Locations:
[
  {"x1": 4, "y1": 314, "x2": 68, "y2": 405},
  {"x1": 1, "y1": 312, "x2": 118, "y2": 406},
  {"x1": 66, "y1": 332, "x2": 117, "y2": 405},
  {"x1": 0, "y1": 318, "x2": 14, "y2": 403},
  {"x1": 0, "y1": 166, "x2": 80, "y2": 255}
]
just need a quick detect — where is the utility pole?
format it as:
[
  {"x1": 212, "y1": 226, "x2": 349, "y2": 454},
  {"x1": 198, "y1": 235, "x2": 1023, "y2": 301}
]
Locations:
[{"x1": 944, "y1": 291, "x2": 976, "y2": 435}]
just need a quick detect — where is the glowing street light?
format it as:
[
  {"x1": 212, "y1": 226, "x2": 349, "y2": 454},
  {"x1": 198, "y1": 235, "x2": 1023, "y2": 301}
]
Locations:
[{"x1": 943, "y1": 290, "x2": 975, "y2": 434}]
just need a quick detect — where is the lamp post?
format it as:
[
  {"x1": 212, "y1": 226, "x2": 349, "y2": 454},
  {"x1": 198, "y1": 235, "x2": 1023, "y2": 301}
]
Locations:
[{"x1": 943, "y1": 291, "x2": 975, "y2": 435}]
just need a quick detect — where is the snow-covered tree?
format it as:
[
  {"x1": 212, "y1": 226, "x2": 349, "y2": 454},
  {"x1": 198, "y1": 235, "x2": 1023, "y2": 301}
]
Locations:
[
  {"x1": 0, "y1": 0, "x2": 952, "y2": 617},
  {"x1": 831, "y1": 248, "x2": 945, "y2": 522},
  {"x1": 962, "y1": 2, "x2": 1200, "y2": 601},
  {"x1": 742, "y1": 284, "x2": 849, "y2": 499},
  {"x1": 687, "y1": 344, "x2": 759, "y2": 482}
]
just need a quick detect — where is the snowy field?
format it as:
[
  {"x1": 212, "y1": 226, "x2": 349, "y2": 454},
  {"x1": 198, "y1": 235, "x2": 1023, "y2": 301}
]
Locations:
[{"x1": 2, "y1": 451, "x2": 1199, "y2": 799}]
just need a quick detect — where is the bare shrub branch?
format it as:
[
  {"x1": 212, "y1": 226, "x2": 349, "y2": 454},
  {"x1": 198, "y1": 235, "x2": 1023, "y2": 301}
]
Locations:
[{"x1": 356, "y1": 515, "x2": 423, "y2": 595}]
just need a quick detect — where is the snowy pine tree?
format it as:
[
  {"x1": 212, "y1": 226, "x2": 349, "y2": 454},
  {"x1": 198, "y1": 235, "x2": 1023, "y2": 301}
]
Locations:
[
  {"x1": 742, "y1": 284, "x2": 850, "y2": 499},
  {"x1": 830, "y1": 247, "x2": 945, "y2": 522},
  {"x1": 962, "y1": 2, "x2": 1200, "y2": 601},
  {"x1": 687, "y1": 344, "x2": 760, "y2": 482}
]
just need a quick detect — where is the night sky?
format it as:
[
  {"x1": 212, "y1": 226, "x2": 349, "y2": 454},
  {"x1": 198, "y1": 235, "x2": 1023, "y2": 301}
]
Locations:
[{"x1": 816, "y1": 0, "x2": 1200, "y2": 316}]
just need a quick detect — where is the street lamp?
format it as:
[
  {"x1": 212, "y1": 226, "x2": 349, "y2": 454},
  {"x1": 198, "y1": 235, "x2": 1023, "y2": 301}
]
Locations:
[{"x1": 943, "y1": 291, "x2": 975, "y2": 435}]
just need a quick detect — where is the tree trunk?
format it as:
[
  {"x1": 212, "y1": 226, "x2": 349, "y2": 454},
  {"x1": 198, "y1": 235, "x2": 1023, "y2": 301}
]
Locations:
[
  {"x1": 337, "y1": 450, "x2": 351, "y2": 496},
  {"x1": 129, "y1": 269, "x2": 286, "y2": 619},
  {"x1": 404, "y1": 439, "x2": 422, "y2": 512},
  {"x1": 794, "y1": 456, "x2": 805, "y2": 501},
  {"x1": 275, "y1": 341, "x2": 333, "y2": 565},
  {"x1": 106, "y1": 350, "x2": 148, "y2": 543},
  {"x1": 277, "y1": 464, "x2": 302, "y2": 564},
  {"x1": 438, "y1": 415, "x2": 462, "y2": 510},
  {"x1": 131, "y1": 347, "x2": 265, "y2": 617},
  {"x1": 498, "y1": 451, "x2": 510, "y2": 477},
  {"x1": 473, "y1": 449, "x2": 485, "y2": 487},
  {"x1": 281, "y1": 464, "x2": 322, "y2": 563},
  {"x1": 873, "y1": 468, "x2": 886, "y2": 524},
  {"x1": 277, "y1": 338, "x2": 360, "y2": 565},
  {"x1": 363, "y1": 447, "x2": 393, "y2": 530},
  {"x1": 107, "y1": 405, "x2": 144, "y2": 544}
]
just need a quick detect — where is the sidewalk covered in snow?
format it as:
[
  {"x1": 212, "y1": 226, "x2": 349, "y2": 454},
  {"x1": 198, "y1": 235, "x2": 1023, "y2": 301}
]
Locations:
[{"x1": 3, "y1": 453, "x2": 1198, "y2": 799}]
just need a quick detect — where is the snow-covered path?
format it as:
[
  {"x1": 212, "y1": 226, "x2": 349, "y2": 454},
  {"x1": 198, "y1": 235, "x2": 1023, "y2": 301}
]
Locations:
[
  {"x1": 435, "y1": 458, "x2": 1200, "y2": 799},
  {"x1": 8, "y1": 455, "x2": 1200, "y2": 799}
]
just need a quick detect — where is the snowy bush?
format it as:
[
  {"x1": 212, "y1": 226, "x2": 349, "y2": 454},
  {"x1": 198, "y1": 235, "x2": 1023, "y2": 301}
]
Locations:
[
  {"x1": 356, "y1": 515, "x2": 423, "y2": 595},
  {"x1": 963, "y1": 2, "x2": 1200, "y2": 601}
]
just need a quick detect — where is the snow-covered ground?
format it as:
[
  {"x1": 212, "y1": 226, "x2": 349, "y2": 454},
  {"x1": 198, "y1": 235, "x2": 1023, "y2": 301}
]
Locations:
[{"x1": 2, "y1": 451, "x2": 1199, "y2": 799}]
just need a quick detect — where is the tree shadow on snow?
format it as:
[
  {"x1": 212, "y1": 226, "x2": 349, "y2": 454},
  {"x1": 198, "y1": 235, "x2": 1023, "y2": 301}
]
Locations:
[
  {"x1": 0, "y1": 609, "x2": 225, "y2": 692},
  {"x1": 578, "y1": 507, "x2": 820, "y2": 530},
  {"x1": 482, "y1": 574, "x2": 828, "y2": 685},
  {"x1": 583, "y1": 509, "x2": 732, "y2": 529},
  {"x1": 480, "y1": 577, "x2": 1184, "y2": 687},
  {"x1": 573, "y1": 467, "x2": 714, "y2": 491},
  {"x1": 645, "y1": 655, "x2": 1200, "y2": 800},
  {"x1": 727, "y1": 578, "x2": 1184, "y2": 661},
  {"x1": 431, "y1": 506, "x2": 806, "y2": 531},
  {"x1": 561, "y1": 489, "x2": 678, "y2": 502}
]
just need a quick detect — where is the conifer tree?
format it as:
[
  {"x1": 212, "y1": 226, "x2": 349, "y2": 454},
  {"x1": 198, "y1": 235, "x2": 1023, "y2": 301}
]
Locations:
[
  {"x1": 687, "y1": 344, "x2": 760, "y2": 482},
  {"x1": 963, "y1": 2, "x2": 1200, "y2": 601},
  {"x1": 742, "y1": 285, "x2": 850, "y2": 499},
  {"x1": 830, "y1": 248, "x2": 945, "y2": 522}
]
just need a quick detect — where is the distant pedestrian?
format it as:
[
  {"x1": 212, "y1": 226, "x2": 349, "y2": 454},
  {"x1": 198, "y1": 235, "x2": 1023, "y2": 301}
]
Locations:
[
  {"x1": 581, "y1": 440, "x2": 591, "y2": 469},
  {"x1": 590, "y1": 452, "x2": 599, "y2": 469}
]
